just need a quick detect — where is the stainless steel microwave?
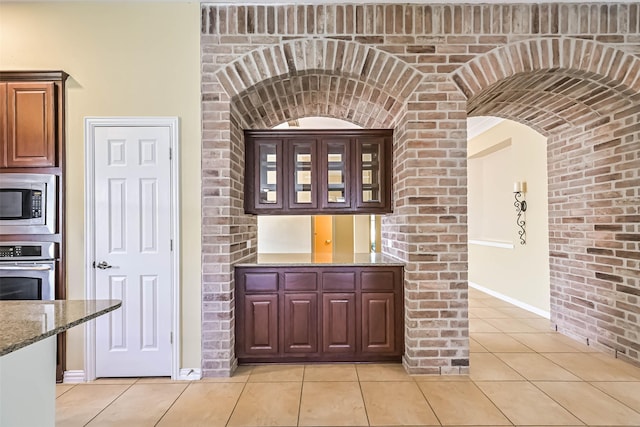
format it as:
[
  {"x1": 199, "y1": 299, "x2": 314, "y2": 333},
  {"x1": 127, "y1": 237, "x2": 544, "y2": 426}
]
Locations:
[{"x1": 0, "y1": 173, "x2": 56, "y2": 234}]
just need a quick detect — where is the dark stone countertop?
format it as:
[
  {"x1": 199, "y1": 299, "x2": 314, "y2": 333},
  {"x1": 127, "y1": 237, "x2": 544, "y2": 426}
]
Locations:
[
  {"x1": 235, "y1": 252, "x2": 405, "y2": 267},
  {"x1": 0, "y1": 300, "x2": 121, "y2": 356}
]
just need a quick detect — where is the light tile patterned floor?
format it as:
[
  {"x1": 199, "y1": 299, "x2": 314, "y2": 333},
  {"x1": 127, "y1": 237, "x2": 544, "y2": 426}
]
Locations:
[{"x1": 56, "y1": 287, "x2": 640, "y2": 426}]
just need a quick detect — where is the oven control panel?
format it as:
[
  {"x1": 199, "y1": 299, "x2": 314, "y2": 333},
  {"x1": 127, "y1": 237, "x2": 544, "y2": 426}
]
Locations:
[{"x1": 0, "y1": 242, "x2": 55, "y2": 260}]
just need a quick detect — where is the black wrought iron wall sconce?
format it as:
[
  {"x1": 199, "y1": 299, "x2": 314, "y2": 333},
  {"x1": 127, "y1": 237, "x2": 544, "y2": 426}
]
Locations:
[{"x1": 513, "y1": 181, "x2": 527, "y2": 245}]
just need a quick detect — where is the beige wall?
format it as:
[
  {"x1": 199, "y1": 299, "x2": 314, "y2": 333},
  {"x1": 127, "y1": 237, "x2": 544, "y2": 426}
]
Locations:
[
  {"x1": 468, "y1": 119, "x2": 550, "y2": 313},
  {"x1": 0, "y1": 2, "x2": 202, "y2": 370}
]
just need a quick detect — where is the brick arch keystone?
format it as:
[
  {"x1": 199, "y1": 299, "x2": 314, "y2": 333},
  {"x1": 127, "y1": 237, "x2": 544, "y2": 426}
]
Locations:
[{"x1": 452, "y1": 37, "x2": 640, "y2": 101}]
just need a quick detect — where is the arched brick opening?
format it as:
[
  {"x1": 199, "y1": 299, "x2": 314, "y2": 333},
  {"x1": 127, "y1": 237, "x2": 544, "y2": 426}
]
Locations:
[{"x1": 454, "y1": 38, "x2": 640, "y2": 364}]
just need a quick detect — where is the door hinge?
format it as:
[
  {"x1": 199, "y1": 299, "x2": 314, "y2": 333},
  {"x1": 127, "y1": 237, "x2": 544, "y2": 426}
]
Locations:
[
  {"x1": 170, "y1": 332, "x2": 173, "y2": 344},
  {"x1": 169, "y1": 147, "x2": 172, "y2": 160},
  {"x1": 170, "y1": 239, "x2": 173, "y2": 251}
]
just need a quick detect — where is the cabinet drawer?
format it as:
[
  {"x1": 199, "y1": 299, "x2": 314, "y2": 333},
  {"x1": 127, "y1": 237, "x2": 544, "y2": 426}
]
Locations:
[
  {"x1": 244, "y1": 272, "x2": 279, "y2": 292},
  {"x1": 361, "y1": 270, "x2": 396, "y2": 291},
  {"x1": 283, "y1": 272, "x2": 318, "y2": 291},
  {"x1": 322, "y1": 272, "x2": 356, "y2": 291}
]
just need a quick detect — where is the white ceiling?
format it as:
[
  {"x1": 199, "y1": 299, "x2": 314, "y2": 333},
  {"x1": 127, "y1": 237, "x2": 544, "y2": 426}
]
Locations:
[{"x1": 467, "y1": 116, "x2": 505, "y2": 140}]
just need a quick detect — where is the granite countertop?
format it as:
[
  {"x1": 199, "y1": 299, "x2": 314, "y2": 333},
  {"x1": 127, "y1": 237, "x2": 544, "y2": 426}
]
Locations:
[
  {"x1": 0, "y1": 300, "x2": 121, "y2": 356},
  {"x1": 236, "y1": 252, "x2": 405, "y2": 267}
]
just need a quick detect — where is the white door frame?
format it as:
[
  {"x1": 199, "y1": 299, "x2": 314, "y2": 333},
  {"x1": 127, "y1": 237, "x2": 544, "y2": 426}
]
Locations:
[{"x1": 83, "y1": 117, "x2": 181, "y2": 381}]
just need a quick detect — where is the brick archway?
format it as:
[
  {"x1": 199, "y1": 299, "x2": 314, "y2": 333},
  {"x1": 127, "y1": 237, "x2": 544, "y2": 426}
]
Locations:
[
  {"x1": 219, "y1": 38, "x2": 423, "y2": 128},
  {"x1": 454, "y1": 38, "x2": 640, "y2": 363}
]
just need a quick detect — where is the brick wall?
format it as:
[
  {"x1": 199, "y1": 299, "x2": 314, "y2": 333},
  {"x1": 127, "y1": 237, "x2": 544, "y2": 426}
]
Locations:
[{"x1": 201, "y1": 3, "x2": 640, "y2": 376}]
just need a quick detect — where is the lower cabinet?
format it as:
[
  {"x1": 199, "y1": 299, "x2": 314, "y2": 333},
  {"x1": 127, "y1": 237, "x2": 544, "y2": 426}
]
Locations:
[{"x1": 235, "y1": 265, "x2": 403, "y2": 363}]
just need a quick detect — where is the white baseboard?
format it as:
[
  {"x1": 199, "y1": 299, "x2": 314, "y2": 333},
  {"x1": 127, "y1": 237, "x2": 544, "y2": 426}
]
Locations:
[
  {"x1": 63, "y1": 370, "x2": 86, "y2": 383},
  {"x1": 469, "y1": 281, "x2": 551, "y2": 319},
  {"x1": 178, "y1": 368, "x2": 202, "y2": 381}
]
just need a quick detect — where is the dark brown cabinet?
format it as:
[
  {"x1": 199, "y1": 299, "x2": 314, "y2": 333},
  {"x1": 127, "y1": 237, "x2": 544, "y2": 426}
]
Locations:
[
  {"x1": 0, "y1": 73, "x2": 65, "y2": 168},
  {"x1": 235, "y1": 265, "x2": 403, "y2": 363},
  {"x1": 244, "y1": 130, "x2": 393, "y2": 215}
]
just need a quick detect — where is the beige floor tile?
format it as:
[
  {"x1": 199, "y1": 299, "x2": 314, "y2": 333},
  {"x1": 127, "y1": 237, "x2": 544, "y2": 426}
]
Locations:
[
  {"x1": 299, "y1": 381, "x2": 368, "y2": 426},
  {"x1": 248, "y1": 364, "x2": 305, "y2": 382},
  {"x1": 56, "y1": 384, "x2": 129, "y2": 427},
  {"x1": 469, "y1": 307, "x2": 510, "y2": 319},
  {"x1": 476, "y1": 381, "x2": 581, "y2": 425},
  {"x1": 469, "y1": 352, "x2": 524, "y2": 381},
  {"x1": 484, "y1": 318, "x2": 539, "y2": 333},
  {"x1": 200, "y1": 365, "x2": 253, "y2": 382},
  {"x1": 496, "y1": 306, "x2": 542, "y2": 318},
  {"x1": 469, "y1": 338, "x2": 489, "y2": 353},
  {"x1": 494, "y1": 353, "x2": 580, "y2": 381},
  {"x1": 542, "y1": 352, "x2": 640, "y2": 381},
  {"x1": 227, "y1": 382, "x2": 301, "y2": 427},
  {"x1": 519, "y1": 317, "x2": 554, "y2": 331},
  {"x1": 477, "y1": 298, "x2": 514, "y2": 308},
  {"x1": 361, "y1": 381, "x2": 439, "y2": 426},
  {"x1": 509, "y1": 333, "x2": 588, "y2": 353},
  {"x1": 472, "y1": 333, "x2": 533, "y2": 353},
  {"x1": 89, "y1": 377, "x2": 138, "y2": 385},
  {"x1": 534, "y1": 381, "x2": 640, "y2": 426},
  {"x1": 470, "y1": 319, "x2": 502, "y2": 333},
  {"x1": 418, "y1": 381, "x2": 511, "y2": 425},
  {"x1": 86, "y1": 383, "x2": 187, "y2": 426},
  {"x1": 414, "y1": 374, "x2": 471, "y2": 382},
  {"x1": 590, "y1": 352, "x2": 640, "y2": 377},
  {"x1": 356, "y1": 363, "x2": 412, "y2": 381},
  {"x1": 157, "y1": 382, "x2": 244, "y2": 427},
  {"x1": 304, "y1": 364, "x2": 358, "y2": 381},
  {"x1": 55, "y1": 384, "x2": 75, "y2": 397},
  {"x1": 590, "y1": 381, "x2": 640, "y2": 411},
  {"x1": 135, "y1": 376, "x2": 175, "y2": 384}
]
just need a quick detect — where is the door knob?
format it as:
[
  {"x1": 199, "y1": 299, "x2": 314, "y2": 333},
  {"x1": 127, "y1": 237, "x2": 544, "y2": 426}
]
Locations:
[
  {"x1": 94, "y1": 261, "x2": 113, "y2": 270},
  {"x1": 325, "y1": 240, "x2": 332, "y2": 244}
]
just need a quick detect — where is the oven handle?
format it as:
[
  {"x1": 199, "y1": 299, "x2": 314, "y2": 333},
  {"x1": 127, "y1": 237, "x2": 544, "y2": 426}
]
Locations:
[{"x1": 0, "y1": 264, "x2": 54, "y2": 271}]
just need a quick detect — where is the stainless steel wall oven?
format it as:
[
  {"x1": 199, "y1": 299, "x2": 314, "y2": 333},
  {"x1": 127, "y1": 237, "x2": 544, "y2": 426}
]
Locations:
[{"x1": 0, "y1": 242, "x2": 56, "y2": 300}]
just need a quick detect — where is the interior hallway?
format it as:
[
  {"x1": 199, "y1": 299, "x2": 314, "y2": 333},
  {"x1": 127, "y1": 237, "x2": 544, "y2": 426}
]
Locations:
[{"x1": 56, "y1": 287, "x2": 640, "y2": 426}]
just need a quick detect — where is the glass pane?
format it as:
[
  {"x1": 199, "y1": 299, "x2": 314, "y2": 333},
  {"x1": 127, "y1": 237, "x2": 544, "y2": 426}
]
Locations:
[
  {"x1": 259, "y1": 144, "x2": 278, "y2": 204},
  {"x1": 361, "y1": 143, "x2": 380, "y2": 203},
  {"x1": 293, "y1": 144, "x2": 313, "y2": 204},
  {"x1": 327, "y1": 144, "x2": 347, "y2": 203}
]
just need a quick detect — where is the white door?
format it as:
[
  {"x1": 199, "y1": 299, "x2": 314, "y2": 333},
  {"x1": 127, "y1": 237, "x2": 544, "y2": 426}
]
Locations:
[{"x1": 93, "y1": 125, "x2": 173, "y2": 377}]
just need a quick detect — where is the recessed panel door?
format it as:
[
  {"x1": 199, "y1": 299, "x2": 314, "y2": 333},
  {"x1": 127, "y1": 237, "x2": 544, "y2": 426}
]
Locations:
[
  {"x1": 284, "y1": 293, "x2": 318, "y2": 353},
  {"x1": 244, "y1": 294, "x2": 279, "y2": 355},
  {"x1": 322, "y1": 293, "x2": 356, "y2": 353},
  {"x1": 362, "y1": 292, "x2": 395, "y2": 353},
  {"x1": 94, "y1": 125, "x2": 172, "y2": 377}
]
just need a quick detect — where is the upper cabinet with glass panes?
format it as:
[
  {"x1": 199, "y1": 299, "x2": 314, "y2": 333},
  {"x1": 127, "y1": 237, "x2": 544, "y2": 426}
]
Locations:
[{"x1": 244, "y1": 130, "x2": 392, "y2": 215}]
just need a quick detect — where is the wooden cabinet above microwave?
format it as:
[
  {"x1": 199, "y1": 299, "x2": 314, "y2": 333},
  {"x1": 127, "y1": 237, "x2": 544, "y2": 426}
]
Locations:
[
  {"x1": 0, "y1": 71, "x2": 68, "y2": 168},
  {"x1": 244, "y1": 129, "x2": 393, "y2": 215}
]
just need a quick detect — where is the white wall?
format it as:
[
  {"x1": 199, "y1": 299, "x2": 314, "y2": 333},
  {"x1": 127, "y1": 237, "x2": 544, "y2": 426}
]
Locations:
[
  {"x1": 468, "y1": 119, "x2": 550, "y2": 313},
  {"x1": 257, "y1": 216, "x2": 312, "y2": 253},
  {"x1": 0, "y1": 2, "x2": 202, "y2": 370}
]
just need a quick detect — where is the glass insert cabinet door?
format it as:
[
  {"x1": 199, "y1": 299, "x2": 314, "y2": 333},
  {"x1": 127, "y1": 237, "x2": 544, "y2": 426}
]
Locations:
[
  {"x1": 256, "y1": 140, "x2": 283, "y2": 208},
  {"x1": 288, "y1": 140, "x2": 317, "y2": 209},
  {"x1": 321, "y1": 140, "x2": 351, "y2": 208},
  {"x1": 356, "y1": 139, "x2": 386, "y2": 208}
]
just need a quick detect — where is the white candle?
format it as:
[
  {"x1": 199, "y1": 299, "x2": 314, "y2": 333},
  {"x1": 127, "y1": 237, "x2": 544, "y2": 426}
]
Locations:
[{"x1": 513, "y1": 181, "x2": 523, "y2": 193}]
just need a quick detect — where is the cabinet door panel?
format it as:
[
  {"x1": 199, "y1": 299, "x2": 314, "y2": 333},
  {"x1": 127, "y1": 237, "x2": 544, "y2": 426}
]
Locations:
[
  {"x1": 288, "y1": 140, "x2": 317, "y2": 209},
  {"x1": 320, "y1": 139, "x2": 351, "y2": 209},
  {"x1": 356, "y1": 137, "x2": 389, "y2": 209},
  {"x1": 244, "y1": 295, "x2": 278, "y2": 355},
  {"x1": 283, "y1": 271, "x2": 318, "y2": 291},
  {"x1": 0, "y1": 84, "x2": 6, "y2": 167},
  {"x1": 361, "y1": 270, "x2": 396, "y2": 291},
  {"x1": 362, "y1": 292, "x2": 395, "y2": 353},
  {"x1": 251, "y1": 139, "x2": 284, "y2": 210},
  {"x1": 244, "y1": 272, "x2": 279, "y2": 292},
  {"x1": 6, "y1": 82, "x2": 56, "y2": 167},
  {"x1": 322, "y1": 293, "x2": 356, "y2": 353},
  {"x1": 322, "y1": 271, "x2": 356, "y2": 291},
  {"x1": 284, "y1": 293, "x2": 318, "y2": 353}
]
